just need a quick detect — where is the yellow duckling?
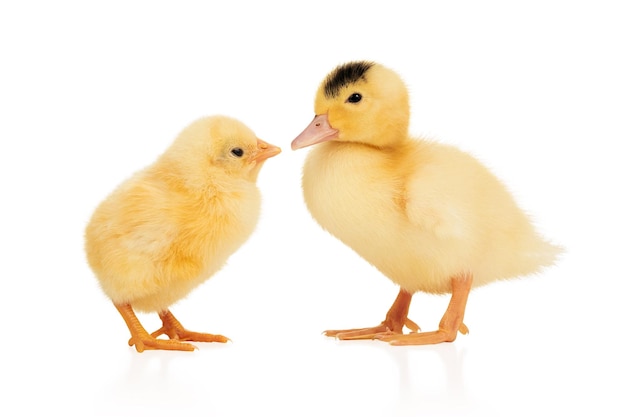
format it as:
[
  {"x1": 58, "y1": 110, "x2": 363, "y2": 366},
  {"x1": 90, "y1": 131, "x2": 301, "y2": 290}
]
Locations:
[
  {"x1": 291, "y1": 61, "x2": 561, "y2": 345},
  {"x1": 85, "y1": 115, "x2": 280, "y2": 352}
]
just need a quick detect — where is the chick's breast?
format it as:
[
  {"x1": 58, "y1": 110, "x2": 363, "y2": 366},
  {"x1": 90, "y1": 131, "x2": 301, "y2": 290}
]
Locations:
[{"x1": 85, "y1": 168, "x2": 261, "y2": 313}]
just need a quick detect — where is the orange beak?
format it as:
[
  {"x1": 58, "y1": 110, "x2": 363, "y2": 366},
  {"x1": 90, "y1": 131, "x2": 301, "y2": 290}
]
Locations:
[{"x1": 253, "y1": 139, "x2": 281, "y2": 162}]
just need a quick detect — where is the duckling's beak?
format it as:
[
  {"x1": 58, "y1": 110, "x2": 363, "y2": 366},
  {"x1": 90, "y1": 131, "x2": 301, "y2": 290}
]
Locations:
[
  {"x1": 291, "y1": 114, "x2": 338, "y2": 150},
  {"x1": 253, "y1": 139, "x2": 281, "y2": 162}
]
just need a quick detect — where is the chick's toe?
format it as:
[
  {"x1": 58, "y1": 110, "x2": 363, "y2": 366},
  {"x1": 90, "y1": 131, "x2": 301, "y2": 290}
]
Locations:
[
  {"x1": 151, "y1": 310, "x2": 229, "y2": 343},
  {"x1": 115, "y1": 304, "x2": 196, "y2": 352}
]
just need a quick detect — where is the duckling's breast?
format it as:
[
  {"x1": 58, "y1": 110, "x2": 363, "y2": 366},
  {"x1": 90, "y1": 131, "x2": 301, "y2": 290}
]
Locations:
[
  {"x1": 301, "y1": 143, "x2": 457, "y2": 293},
  {"x1": 302, "y1": 144, "x2": 399, "y2": 236}
]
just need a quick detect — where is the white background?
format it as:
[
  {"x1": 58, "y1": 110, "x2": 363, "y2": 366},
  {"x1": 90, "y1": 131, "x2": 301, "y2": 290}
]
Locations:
[{"x1": 1, "y1": 1, "x2": 624, "y2": 416}]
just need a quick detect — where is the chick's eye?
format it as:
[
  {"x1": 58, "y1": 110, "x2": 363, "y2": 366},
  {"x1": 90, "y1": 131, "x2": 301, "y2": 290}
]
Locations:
[
  {"x1": 346, "y1": 93, "x2": 362, "y2": 103},
  {"x1": 231, "y1": 148, "x2": 244, "y2": 157}
]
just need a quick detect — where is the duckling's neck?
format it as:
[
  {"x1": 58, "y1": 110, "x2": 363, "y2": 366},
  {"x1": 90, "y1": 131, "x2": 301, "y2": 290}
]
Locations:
[{"x1": 328, "y1": 135, "x2": 412, "y2": 154}]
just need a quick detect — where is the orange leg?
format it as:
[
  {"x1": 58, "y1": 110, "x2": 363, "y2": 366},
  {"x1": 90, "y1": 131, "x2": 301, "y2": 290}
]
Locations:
[
  {"x1": 114, "y1": 304, "x2": 228, "y2": 353},
  {"x1": 324, "y1": 289, "x2": 420, "y2": 340},
  {"x1": 381, "y1": 273, "x2": 472, "y2": 346}
]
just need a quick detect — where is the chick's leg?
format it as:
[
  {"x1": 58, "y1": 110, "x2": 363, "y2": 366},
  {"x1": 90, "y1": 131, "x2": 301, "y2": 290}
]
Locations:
[
  {"x1": 324, "y1": 289, "x2": 419, "y2": 340},
  {"x1": 381, "y1": 273, "x2": 472, "y2": 346},
  {"x1": 151, "y1": 309, "x2": 229, "y2": 343},
  {"x1": 114, "y1": 303, "x2": 195, "y2": 352}
]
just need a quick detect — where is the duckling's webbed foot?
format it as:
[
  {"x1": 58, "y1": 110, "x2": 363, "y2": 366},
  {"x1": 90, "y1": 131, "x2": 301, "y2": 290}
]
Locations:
[
  {"x1": 380, "y1": 273, "x2": 472, "y2": 346},
  {"x1": 324, "y1": 289, "x2": 418, "y2": 340}
]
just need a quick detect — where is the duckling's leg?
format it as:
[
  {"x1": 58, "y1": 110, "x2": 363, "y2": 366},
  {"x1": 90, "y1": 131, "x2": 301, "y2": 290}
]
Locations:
[
  {"x1": 114, "y1": 303, "x2": 196, "y2": 352},
  {"x1": 381, "y1": 273, "x2": 472, "y2": 346},
  {"x1": 150, "y1": 309, "x2": 229, "y2": 344},
  {"x1": 324, "y1": 289, "x2": 419, "y2": 340}
]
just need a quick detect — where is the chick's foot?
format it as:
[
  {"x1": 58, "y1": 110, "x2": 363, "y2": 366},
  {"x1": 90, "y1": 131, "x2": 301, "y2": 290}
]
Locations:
[
  {"x1": 324, "y1": 289, "x2": 419, "y2": 340},
  {"x1": 152, "y1": 309, "x2": 230, "y2": 344},
  {"x1": 115, "y1": 303, "x2": 196, "y2": 352}
]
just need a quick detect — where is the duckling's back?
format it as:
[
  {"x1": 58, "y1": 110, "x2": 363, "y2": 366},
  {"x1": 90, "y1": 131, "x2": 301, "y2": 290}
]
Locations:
[{"x1": 302, "y1": 138, "x2": 561, "y2": 294}]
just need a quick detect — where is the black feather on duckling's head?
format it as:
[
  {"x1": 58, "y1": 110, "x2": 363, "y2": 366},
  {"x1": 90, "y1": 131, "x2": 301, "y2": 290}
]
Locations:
[
  {"x1": 292, "y1": 61, "x2": 410, "y2": 150},
  {"x1": 323, "y1": 61, "x2": 375, "y2": 99}
]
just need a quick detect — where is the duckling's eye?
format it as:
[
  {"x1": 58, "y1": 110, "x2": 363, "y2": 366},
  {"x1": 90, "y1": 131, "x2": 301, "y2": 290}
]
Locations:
[
  {"x1": 346, "y1": 93, "x2": 362, "y2": 103},
  {"x1": 231, "y1": 148, "x2": 244, "y2": 157}
]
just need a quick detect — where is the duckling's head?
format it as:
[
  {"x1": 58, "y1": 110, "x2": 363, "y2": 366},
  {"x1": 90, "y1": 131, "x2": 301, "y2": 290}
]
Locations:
[{"x1": 291, "y1": 61, "x2": 410, "y2": 150}]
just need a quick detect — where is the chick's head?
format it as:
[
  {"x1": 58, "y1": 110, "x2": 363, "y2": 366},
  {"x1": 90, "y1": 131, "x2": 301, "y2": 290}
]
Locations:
[
  {"x1": 292, "y1": 61, "x2": 410, "y2": 150},
  {"x1": 163, "y1": 115, "x2": 280, "y2": 187}
]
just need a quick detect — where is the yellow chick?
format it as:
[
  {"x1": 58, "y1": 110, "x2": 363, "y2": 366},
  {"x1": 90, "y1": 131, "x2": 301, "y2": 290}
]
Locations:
[
  {"x1": 85, "y1": 115, "x2": 280, "y2": 352},
  {"x1": 291, "y1": 61, "x2": 561, "y2": 345}
]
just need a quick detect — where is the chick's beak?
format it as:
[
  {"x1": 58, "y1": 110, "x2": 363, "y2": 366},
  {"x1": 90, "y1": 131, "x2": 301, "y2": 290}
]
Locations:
[
  {"x1": 291, "y1": 114, "x2": 339, "y2": 150},
  {"x1": 253, "y1": 139, "x2": 281, "y2": 162}
]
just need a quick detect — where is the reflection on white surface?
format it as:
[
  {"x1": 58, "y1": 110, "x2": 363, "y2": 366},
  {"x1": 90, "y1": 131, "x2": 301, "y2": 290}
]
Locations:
[
  {"x1": 92, "y1": 339, "x2": 477, "y2": 417},
  {"x1": 385, "y1": 342, "x2": 472, "y2": 416}
]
